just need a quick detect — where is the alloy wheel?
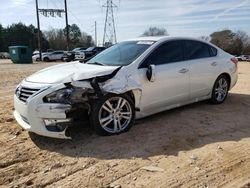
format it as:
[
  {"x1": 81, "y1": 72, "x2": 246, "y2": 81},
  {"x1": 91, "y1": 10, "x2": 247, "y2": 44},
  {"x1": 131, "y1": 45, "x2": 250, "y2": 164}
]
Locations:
[
  {"x1": 98, "y1": 97, "x2": 132, "y2": 134},
  {"x1": 215, "y1": 78, "x2": 228, "y2": 102}
]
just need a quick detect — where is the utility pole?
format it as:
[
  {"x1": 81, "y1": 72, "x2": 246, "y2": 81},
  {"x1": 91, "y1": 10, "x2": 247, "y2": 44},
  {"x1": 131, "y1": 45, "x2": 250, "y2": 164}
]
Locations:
[
  {"x1": 64, "y1": 0, "x2": 70, "y2": 51},
  {"x1": 103, "y1": 0, "x2": 117, "y2": 47},
  {"x1": 36, "y1": 0, "x2": 69, "y2": 51},
  {"x1": 95, "y1": 21, "x2": 97, "y2": 46},
  {"x1": 35, "y1": 0, "x2": 42, "y2": 61}
]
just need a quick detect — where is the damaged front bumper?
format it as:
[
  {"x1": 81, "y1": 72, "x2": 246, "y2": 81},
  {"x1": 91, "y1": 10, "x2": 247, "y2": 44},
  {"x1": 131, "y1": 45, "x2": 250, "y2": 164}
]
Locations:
[
  {"x1": 13, "y1": 65, "x2": 142, "y2": 139},
  {"x1": 14, "y1": 95, "x2": 72, "y2": 139},
  {"x1": 13, "y1": 82, "x2": 74, "y2": 139}
]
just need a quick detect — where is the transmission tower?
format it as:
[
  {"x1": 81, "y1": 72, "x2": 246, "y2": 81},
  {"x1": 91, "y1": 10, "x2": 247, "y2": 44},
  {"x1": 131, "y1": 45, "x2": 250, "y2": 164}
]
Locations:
[{"x1": 103, "y1": 0, "x2": 117, "y2": 47}]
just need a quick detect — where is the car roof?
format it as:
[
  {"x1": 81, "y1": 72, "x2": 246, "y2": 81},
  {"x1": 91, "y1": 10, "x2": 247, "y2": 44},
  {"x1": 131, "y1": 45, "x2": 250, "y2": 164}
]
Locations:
[
  {"x1": 122, "y1": 36, "x2": 219, "y2": 49},
  {"x1": 123, "y1": 36, "x2": 211, "y2": 43}
]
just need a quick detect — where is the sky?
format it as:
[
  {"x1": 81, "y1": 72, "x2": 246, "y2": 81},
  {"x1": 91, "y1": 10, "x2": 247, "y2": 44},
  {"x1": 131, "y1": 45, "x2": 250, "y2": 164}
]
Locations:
[{"x1": 0, "y1": 0, "x2": 250, "y2": 45}]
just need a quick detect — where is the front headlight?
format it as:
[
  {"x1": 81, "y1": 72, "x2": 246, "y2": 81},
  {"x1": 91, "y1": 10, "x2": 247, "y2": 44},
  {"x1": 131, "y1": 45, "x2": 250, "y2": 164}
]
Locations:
[{"x1": 43, "y1": 88, "x2": 73, "y2": 104}]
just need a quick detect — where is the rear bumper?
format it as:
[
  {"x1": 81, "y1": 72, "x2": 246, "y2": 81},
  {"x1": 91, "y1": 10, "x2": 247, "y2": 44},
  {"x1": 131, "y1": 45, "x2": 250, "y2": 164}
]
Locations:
[{"x1": 229, "y1": 67, "x2": 238, "y2": 90}]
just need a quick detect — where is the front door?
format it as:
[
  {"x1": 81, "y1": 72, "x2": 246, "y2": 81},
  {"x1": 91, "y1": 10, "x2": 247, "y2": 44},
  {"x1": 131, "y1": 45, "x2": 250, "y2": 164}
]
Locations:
[{"x1": 138, "y1": 40, "x2": 190, "y2": 113}]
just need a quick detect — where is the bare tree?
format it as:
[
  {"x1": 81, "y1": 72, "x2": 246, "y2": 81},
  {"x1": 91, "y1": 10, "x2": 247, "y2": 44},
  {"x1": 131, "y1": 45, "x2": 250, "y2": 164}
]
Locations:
[
  {"x1": 141, "y1": 27, "x2": 168, "y2": 37},
  {"x1": 210, "y1": 29, "x2": 244, "y2": 55},
  {"x1": 199, "y1": 36, "x2": 211, "y2": 41},
  {"x1": 236, "y1": 30, "x2": 250, "y2": 47},
  {"x1": 44, "y1": 28, "x2": 67, "y2": 50},
  {"x1": 44, "y1": 24, "x2": 94, "y2": 50}
]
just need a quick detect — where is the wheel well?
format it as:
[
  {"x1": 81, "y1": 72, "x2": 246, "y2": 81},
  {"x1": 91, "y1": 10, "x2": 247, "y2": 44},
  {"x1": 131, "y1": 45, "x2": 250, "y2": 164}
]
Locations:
[
  {"x1": 219, "y1": 73, "x2": 231, "y2": 87},
  {"x1": 125, "y1": 91, "x2": 135, "y2": 104}
]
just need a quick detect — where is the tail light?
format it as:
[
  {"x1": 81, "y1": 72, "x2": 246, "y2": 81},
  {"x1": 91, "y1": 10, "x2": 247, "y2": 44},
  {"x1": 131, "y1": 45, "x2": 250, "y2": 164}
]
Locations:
[{"x1": 231, "y1": 57, "x2": 238, "y2": 67}]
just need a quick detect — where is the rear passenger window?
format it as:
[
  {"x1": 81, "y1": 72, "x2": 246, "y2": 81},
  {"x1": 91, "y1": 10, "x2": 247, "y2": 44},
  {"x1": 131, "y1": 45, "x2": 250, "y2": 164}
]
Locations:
[
  {"x1": 142, "y1": 40, "x2": 184, "y2": 67},
  {"x1": 185, "y1": 40, "x2": 211, "y2": 60},
  {"x1": 210, "y1": 46, "x2": 217, "y2": 57}
]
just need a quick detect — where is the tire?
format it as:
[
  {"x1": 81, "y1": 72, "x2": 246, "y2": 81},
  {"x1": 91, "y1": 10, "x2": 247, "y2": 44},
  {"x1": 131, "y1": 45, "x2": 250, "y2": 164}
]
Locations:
[
  {"x1": 43, "y1": 57, "x2": 49, "y2": 62},
  {"x1": 210, "y1": 75, "x2": 230, "y2": 104},
  {"x1": 90, "y1": 93, "x2": 135, "y2": 136}
]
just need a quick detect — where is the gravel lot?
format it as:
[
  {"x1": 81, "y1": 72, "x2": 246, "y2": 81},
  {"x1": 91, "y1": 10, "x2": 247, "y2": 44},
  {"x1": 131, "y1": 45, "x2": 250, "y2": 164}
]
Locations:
[{"x1": 1, "y1": 59, "x2": 250, "y2": 188}]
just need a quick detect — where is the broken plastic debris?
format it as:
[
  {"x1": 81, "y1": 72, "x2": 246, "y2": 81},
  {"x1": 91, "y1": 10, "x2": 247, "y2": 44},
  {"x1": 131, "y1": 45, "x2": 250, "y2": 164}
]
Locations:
[{"x1": 141, "y1": 165, "x2": 164, "y2": 172}]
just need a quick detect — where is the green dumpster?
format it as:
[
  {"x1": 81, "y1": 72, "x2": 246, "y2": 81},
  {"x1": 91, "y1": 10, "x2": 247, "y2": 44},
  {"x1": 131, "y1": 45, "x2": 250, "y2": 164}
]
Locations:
[{"x1": 9, "y1": 46, "x2": 32, "y2": 64}]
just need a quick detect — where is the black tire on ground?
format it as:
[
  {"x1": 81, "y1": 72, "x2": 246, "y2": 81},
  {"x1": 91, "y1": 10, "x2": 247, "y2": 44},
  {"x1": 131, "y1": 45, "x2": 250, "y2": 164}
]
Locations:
[
  {"x1": 43, "y1": 57, "x2": 49, "y2": 62},
  {"x1": 90, "y1": 93, "x2": 135, "y2": 136},
  {"x1": 210, "y1": 75, "x2": 230, "y2": 104}
]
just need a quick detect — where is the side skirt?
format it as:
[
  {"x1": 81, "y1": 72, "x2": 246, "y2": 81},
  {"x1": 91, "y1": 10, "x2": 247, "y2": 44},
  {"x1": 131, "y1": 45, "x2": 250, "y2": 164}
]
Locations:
[{"x1": 135, "y1": 95, "x2": 211, "y2": 119}]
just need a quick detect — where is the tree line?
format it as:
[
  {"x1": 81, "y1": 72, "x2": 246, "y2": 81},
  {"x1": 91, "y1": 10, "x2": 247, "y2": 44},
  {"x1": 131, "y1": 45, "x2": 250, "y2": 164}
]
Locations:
[
  {"x1": 0, "y1": 22, "x2": 94, "y2": 52},
  {"x1": 0, "y1": 23, "x2": 250, "y2": 55}
]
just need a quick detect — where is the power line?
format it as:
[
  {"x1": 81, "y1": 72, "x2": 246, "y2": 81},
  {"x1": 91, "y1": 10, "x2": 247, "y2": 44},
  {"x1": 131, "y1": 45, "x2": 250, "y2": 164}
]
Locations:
[
  {"x1": 36, "y1": 0, "x2": 70, "y2": 50},
  {"x1": 55, "y1": 0, "x2": 93, "y2": 35}
]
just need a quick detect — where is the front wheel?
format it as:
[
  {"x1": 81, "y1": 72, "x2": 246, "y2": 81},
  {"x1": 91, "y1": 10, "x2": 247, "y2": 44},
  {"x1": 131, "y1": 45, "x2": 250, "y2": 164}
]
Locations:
[
  {"x1": 210, "y1": 75, "x2": 229, "y2": 104},
  {"x1": 91, "y1": 94, "x2": 135, "y2": 136}
]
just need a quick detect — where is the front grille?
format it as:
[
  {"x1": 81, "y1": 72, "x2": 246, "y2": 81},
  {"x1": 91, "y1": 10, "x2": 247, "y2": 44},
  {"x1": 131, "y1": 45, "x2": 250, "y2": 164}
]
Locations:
[{"x1": 17, "y1": 87, "x2": 40, "y2": 102}]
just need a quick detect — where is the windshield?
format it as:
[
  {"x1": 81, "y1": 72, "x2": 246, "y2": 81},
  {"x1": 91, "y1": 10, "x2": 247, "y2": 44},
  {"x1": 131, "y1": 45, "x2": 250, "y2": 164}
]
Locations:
[
  {"x1": 86, "y1": 47, "x2": 94, "y2": 51},
  {"x1": 86, "y1": 41, "x2": 153, "y2": 66},
  {"x1": 72, "y1": 48, "x2": 80, "y2": 52}
]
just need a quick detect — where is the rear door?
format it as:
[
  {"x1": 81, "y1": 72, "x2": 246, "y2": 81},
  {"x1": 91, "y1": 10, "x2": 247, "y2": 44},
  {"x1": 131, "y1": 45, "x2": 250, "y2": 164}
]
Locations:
[
  {"x1": 138, "y1": 40, "x2": 190, "y2": 113},
  {"x1": 55, "y1": 51, "x2": 63, "y2": 60},
  {"x1": 50, "y1": 52, "x2": 57, "y2": 60},
  {"x1": 184, "y1": 40, "x2": 220, "y2": 99}
]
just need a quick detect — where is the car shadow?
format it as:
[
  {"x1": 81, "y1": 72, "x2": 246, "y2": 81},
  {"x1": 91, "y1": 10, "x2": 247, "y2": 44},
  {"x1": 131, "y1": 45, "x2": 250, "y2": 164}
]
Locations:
[{"x1": 30, "y1": 92, "x2": 250, "y2": 160}]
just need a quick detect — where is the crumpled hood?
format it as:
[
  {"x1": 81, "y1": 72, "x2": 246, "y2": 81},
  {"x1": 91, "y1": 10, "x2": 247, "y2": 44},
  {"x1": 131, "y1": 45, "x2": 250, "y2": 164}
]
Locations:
[{"x1": 25, "y1": 62, "x2": 119, "y2": 84}]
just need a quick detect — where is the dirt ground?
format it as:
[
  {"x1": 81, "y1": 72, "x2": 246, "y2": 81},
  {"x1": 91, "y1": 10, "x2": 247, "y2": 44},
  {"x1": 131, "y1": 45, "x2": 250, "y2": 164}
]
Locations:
[{"x1": 0, "y1": 59, "x2": 250, "y2": 188}]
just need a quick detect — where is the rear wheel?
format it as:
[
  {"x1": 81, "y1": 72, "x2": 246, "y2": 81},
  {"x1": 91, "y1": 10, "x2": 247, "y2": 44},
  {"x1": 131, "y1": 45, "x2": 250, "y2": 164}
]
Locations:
[
  {"x1": 43, "y1": 57, "x2": 49, "y2": 62},
  {"x1": 91, "y1": 94, "x2": 135, "y2": 136},
  {"x1": 210, "y1": 75, "x2": 229, "y2": 104}
]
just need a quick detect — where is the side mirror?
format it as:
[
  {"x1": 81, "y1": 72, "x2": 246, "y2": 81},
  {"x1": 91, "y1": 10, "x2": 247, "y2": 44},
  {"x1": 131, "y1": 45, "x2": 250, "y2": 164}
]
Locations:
[{"x1": 146, "y1": 64, "x2": 156, "y2": 82}]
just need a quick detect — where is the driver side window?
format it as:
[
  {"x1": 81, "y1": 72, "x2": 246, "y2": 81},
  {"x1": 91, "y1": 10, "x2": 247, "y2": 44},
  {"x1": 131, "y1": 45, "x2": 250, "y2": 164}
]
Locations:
[{"x1": 140, "y1": 40, "x2": 184, "y2": 68}]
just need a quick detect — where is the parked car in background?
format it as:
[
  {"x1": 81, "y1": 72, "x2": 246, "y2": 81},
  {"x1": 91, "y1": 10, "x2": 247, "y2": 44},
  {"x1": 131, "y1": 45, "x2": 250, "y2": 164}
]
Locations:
[
  {"x1": 33, "y1": 50, "x2": 39, "y2": 56},
  {"x1": 72, "y1": 47, "x2": 87, "y2": 52},
  {"x1": 0, "y1": 52, "x2": 10, "y2": 59},
  {"x1": 236, "y1": 55, "x2": 249, "y2": 61},
  {"x1": 13, "y1": 36, "x2": 238, "y2": 139},
  {"x1": 84, "y1": 47, "x2": 106, "y2": 59},
  {"x1": 246, "y1": 55, "x2": 250, "y2": 62},
  {"x1": 62, "y1": 47, "x2": 87, "y2": 62},
  {"x1": 74, "y1": 50, "x2": 86, "y2": 60},
  {"x1": 42, "y1": 51, "x2": 64, "y2": 62},
  {"x1": 32, "y1": 52, "x2": 48, "y2": 61}
]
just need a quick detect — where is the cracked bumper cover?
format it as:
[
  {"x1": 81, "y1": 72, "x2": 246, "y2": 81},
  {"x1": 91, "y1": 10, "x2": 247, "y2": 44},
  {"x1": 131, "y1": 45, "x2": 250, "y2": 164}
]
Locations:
[{"x1": 14, "y1": 89, "x2": 72, "y2": 139}]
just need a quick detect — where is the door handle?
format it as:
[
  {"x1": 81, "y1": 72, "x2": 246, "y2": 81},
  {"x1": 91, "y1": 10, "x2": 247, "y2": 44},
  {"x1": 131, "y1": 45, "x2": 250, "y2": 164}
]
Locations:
[
  {"x1": 178, "y1": 68, "x2": 189, "y2": 74},
  {"x1": 211, "y1": 62, "x2": 218, "y2": 66}
]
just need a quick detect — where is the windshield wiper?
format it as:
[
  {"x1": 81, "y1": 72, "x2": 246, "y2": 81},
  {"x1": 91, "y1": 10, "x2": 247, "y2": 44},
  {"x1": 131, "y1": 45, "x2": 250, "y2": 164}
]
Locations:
[{"x1": 88, "y1": 62, "x2": 106, "y2": 66}]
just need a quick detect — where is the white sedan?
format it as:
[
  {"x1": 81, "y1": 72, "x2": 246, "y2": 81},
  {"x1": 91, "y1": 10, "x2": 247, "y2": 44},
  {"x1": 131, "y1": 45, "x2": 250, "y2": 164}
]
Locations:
[
  {"x1": 42, "y1": 51, "x2": 64, "y2": 62},
  {"x1": 13, "y1": 36, "x2": 238, "y2": 138}
]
